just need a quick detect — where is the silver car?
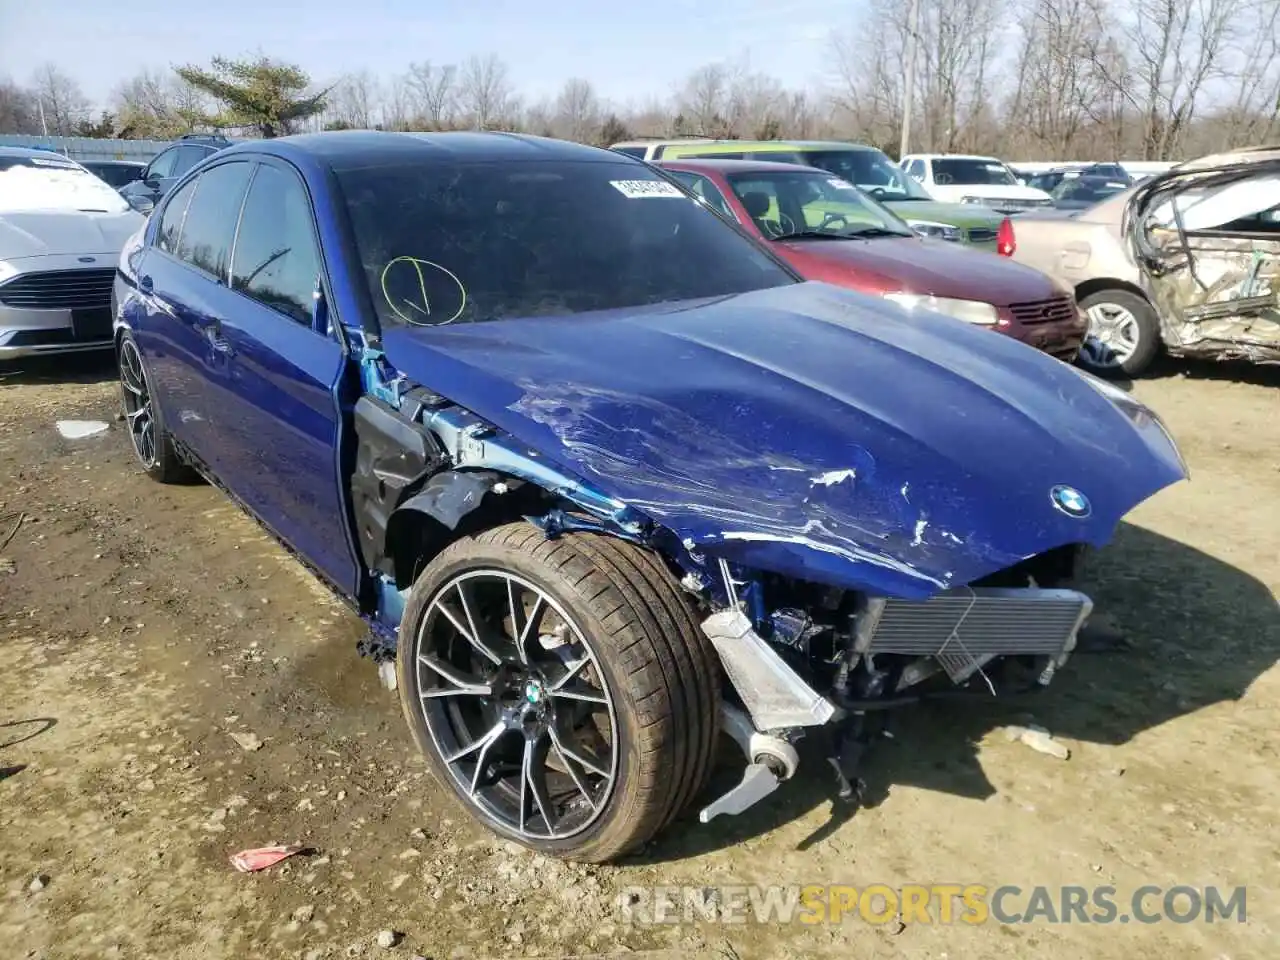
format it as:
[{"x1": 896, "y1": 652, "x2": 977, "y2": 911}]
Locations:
[{"x1": 0, "y1": 147, "x2": 145, "y2": 359}]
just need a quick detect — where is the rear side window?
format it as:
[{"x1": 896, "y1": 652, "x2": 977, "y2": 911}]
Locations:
[
  {"x1": 176, "y1": 161, "x2": 253, "y2": 280},
  {"x1": 668, "y1": 171, "x2": 735, "y2": 219},
  {"x1": 156, "y1": 178, "x2": 196, "y2": 254},
  {"x1": 171, "y1": 145, "x2": 212, "y2": 177},
  {"x1": 145, "y1": 146, "x2": 180, "y2": 180},
  {"x1": 231, "y1": 164, "x2": 321, "y2": 325},
  {"x1": 611, "y1": 146, "x2": 645, "y2": 158}
]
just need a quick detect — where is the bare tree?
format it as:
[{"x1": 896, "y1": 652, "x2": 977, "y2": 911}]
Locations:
[
  {"x1": 458, "y1": 54, "x2": 515, "y2": 130},
  {"x1": 30, "y1": 63, "x2": 90, "y2": 135},
  {"x1": 405, "y1": 61, "x2": 459, "y2": 129},
  {"x1": 382, "y1": 74, "x2": 412, "y2": 131},
  {"x1": 1004, "y1": 0, "x2": 1117, "y2": 158},
  {"x1": 725, "y1": 65, "x2": 787, "y2": 139},
  {"x1": 828, "y1": 4, "x2": 909, "y2": 151},
  {"x1": 1089, "y1": 0, "x2": 1246, "y2": 159},
  {"x1": 114, "y1": 69, "x2": 206, "y2": 138},
  {"x1": 0, "y1": 77, "x2": 41, "y2": 135},
  {"x1": 329, "y1": 70, "x2": 380, "y2": 129},
  {"x1": 552, "y1": 77, "x2": 601, "y2": 142},
  {"x1": 675, "y1": 63, "x2": 732, "y2": 136}
]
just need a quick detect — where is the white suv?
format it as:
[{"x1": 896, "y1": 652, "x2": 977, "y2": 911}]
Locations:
[{"x1": 901, "y1": 154, "x2": 1054, "y2": 214}]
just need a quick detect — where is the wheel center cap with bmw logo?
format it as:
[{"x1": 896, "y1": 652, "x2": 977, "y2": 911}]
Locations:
[
  {"x1": 1050, "y1": 485, "x2": 1091, "y2": 518},
  {"x1": 524, "y1": 679, "x2": 544, "y2": 705}
]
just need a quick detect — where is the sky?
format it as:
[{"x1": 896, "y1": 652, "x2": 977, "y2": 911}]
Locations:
[{"x1": 0, "y1": 0, "x2": 849, "y2": 110}]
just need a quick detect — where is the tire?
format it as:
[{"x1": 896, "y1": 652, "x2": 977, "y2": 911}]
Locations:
[
  {"x1": 396, "y1": 521, "x2": 721, "y2": 863},
  {"x1": 117, "y1": 330, "x2": 195, "y2": 483},
  {"x1": 1076, "y1": 289, "x2": 1161, "y2": 378}
]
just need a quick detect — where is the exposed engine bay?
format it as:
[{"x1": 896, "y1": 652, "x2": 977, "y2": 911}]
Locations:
[{"x1": 690, "y1": 546, "x2": 1092, "y2": 821}]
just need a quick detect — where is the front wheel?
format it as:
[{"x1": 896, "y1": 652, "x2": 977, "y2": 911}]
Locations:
[
  {"x1": 1076, "y1": 290, "x2": 1161, "y2": 378},
  {"x1": 396, "y1": 522, "x2": 721, "y2": 863}
]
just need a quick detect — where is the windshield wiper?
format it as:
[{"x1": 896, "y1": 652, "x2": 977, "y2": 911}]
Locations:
[
  {"x1": 771, "y1": 230, "x2": 850, "y2": 241},
  {"x1": 843, "y1": 227, "x2": 911, "y2": 239}
]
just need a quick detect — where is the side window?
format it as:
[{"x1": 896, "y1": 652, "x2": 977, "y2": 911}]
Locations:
[
  {"x1": 156, "y1": 178, "x2": 197, "y2": 254},
  {"x1": 171, "y1": 145, "x2": 212, "y2": 177},
  {"x1": 907, "y1": 159, "x2": 925, "y2": 180},
  {"x1": 176, "y1": 161, "x2": 254, "y2": 280},
  {"x1": 231, "y1": 163, "x2": 321, "y2": 326},
  {"x1": 611, "y1": 146, "x2": 646, "y2": 158},
  {"x1": 670, "y1": 172, "x2": 735, "y2": 219},
  {"x1": 145, "y1": 146, "x2": 180, "y2": 180}
]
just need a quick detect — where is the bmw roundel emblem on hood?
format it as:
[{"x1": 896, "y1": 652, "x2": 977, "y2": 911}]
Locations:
[{"x1": 1050, "y1": 485, "x2": 1091, "y2": 518}]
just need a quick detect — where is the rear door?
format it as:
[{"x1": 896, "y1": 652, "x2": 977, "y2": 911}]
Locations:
[
  {"x1": 133, "y1": 160, "x2": 255, "y2": 460},
  {"x1": 203, "y1": 158, "x2": 362, "y2": 597}
]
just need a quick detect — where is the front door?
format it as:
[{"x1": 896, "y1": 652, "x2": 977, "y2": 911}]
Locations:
[{"x1": 198, "y1": 158, "x2": 363, "y2": 598}]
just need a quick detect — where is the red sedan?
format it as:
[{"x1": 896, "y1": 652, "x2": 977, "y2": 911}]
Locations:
[{"x1": 658, "y1": 159, "x2": 1086, "y2": 361}]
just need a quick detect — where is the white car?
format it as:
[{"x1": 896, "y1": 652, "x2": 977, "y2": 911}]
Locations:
[
  {"x1": 0, "y1": 147, "x2": 145, "y2": 359},
  {"x1": 901, "y1": 154, "x2": 1055, "y2": 214}
]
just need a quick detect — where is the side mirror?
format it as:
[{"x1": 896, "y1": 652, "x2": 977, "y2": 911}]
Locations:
[
  {"x1": 143, "y1": 178, "x2": 160, "y2": 190},
  {"x1": 126, "y1": 194, "x2": 154, "y2": 215}
]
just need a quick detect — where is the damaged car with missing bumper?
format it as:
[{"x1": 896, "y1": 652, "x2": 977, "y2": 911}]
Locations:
[
  {"x1": 114, "y1": 131, "x2": 1188, "y2": 863},
  {"x1": 1125, "y1": 146, "x2": 1280, "y2": 366}
]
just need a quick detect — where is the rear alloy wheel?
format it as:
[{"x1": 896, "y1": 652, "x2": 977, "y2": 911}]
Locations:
[
  {"x1": 397, "y1": 522, "x2": 720, "y2": 863},
  {"x1": 117, "y1": 332, "x2": 194, "y2": 483},
  {"x1": 1076, "y1": 290, "x2": 1161, "y2": 378}
]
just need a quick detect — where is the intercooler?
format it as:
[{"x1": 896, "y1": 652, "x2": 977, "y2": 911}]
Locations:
[{"x1": 866, "y1": 587, "x2": 1093, "y2": 683}]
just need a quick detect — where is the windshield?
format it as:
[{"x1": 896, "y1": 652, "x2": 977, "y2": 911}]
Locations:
[
  {"x1": 1052, "y1": 177, "x2": 1128, "y2": 204},
  {"x1": 336, "y1": 159, "x2": 794, "y2": 328},
  {"x1": 933, "y1": 158, "x2": 1018, "y2": 187},
  {"x1": 799, "y1": 150, "x2": 933, "y2": 201},
  {"x1": 723, "y1": 170, "x2": 914, "y2": 239},
  {"x1": 0, "y1": 155, "x2": 131, "y2": 214}
]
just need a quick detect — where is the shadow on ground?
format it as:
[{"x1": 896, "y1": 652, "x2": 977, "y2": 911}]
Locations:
[
  {"x1": 0, "y1": 351, "x2": 117, "y2": 387},
  {"x1": 1145, "y1": 356, "x2": 1280, "y2": 388},
  {"x1": 631, "y1": 522, "x2": 1279, "y2": 863}
]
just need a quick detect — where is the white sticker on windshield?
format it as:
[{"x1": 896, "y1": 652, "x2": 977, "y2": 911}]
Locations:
[
  {"x1": 609, "y1": 179, "x2": 685, "y2": 199},
  {"x1": 827, "y1": 178, "x2": 857, "y2": 190},
  {"x1": 984, "y1": 164, "x2": 1007, "y2": 173}
]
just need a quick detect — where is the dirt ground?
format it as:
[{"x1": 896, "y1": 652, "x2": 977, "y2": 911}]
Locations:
[{"x1": 1, "y1": 353, "x2": 1277, "y2": 960}]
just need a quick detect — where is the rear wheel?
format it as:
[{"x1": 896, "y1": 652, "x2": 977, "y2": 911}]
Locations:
[
  {"x1": 396, "y1": 522, "x2": 720, "y2": 863},
  {"x1": 1076, "y1": 289, "x2": 1161, "y2": 378},
  {"x1": 117, "y1": 331, "x2": 194, "y2": 483}
]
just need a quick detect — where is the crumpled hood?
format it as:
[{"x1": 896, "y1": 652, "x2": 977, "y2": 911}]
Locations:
[
  {"x1": 383, "y1": 282, "x2": 1186, "y2": 598},
  {"x1": 0, "y1": 210, "x2": 143, "y2": 261}
]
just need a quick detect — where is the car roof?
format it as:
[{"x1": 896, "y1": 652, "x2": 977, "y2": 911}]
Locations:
[
  {"x1": 0, "y1": 145, "x2": 79, "y2": 161},
  {"x1": 221, "y1": 130, "x2": 625, "y2": 168},
  {"x1": 667, "y1": 140, "x2": 876, "y2": 153},
  {"x1": 659, "y1": 158, "x2": 830, "y2": 175}
]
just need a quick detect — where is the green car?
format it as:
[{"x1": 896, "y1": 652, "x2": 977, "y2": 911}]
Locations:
[{"x1": 652, "y1": 140, "x2": 1007, "y2": 252}]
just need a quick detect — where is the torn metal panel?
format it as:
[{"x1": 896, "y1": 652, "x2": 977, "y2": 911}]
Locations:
[{"x1": 1127, "y1": 150, "x2": 1280, "y2": 364}]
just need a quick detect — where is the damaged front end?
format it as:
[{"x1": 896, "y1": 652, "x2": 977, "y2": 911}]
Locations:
[
  {"x1": 690, "y1": 545, "x2": 1092, "y2": 821},
  {"x1": 370, "y1": 285, "x2": 1188, "y2": 829},
  {"x1": 1125, "y1": 148, "x2": 1280, "y2": 364}
]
